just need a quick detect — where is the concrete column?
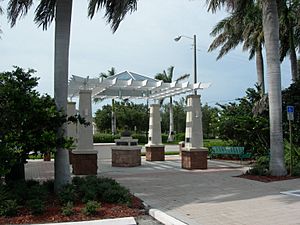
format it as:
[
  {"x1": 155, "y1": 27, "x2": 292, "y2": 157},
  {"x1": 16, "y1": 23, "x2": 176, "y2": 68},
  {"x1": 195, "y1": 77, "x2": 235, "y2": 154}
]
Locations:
[
  {"x1": 145, "y1": 104, "x2": 165, "y2": 161},
  {"x1": 67, "y1": 102, "x2": 77, "y2": 164},
  {"x1": 182, "y1": 94, "x2": 207, "y2": 169},
  {"x1": 185, "y1": 95, "x2": 204, "y2": 150},
  {"x1": 72, "y1": 90, "x2": 97, "y2": 175}
]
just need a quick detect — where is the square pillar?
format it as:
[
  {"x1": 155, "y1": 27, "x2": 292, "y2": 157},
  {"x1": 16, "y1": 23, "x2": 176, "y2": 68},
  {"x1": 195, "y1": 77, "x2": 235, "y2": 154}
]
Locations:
[
  {"x1": 182, "y1": 95, "x2": 208, "y2": 169},
  {"x1": 145, "y1": 104, "x2": 165, "y2": 161},
  {"x1": 72, "y1": 90, "x2": 98, "y2": 175}
]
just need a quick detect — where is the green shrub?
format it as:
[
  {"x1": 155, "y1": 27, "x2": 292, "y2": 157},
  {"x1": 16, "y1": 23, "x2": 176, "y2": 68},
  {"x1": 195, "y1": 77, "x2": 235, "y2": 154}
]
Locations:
[
  {"x1": 0, "y1": 200, "x2": 19, "y2": 217},
  {"x1": 131, "y1": 134, "x2": 147, "y2": 144},
  {"x1": 175, "y1": 133, "x2": 185, "y2": 142},
  {"x1": 27, "y1": 199, "x2": 44, "y2": 215},
  {"x1": 292, "y1": 163, "x2": 300, "y2": 176},
  {"x1": 102, "y1": 186, "x2": 131, "y2": 205},
  {"x1": 62, "y1": 202, "x2": 74, "y2": 216},
  {"x1": 43, "y1": 180, "x2": 54, "y2": 194},
  {"x1": 27, "y1": 184, "x2": 48, "y2": 202},
  {"x1": 161, "y1": 134, "x2": 168, "y2": 143},
  {"x1": 93, "y1": 133, "x2": 120, "y2": 143},
  {"x1": 59, "y1": 184, "x2": 77, "y2": 204},
  {"x1": 247, "y1": 155, "x2": 270, "y2": 176},
  {"x1": 82, "y1": 201, "x2": 100, "y2": 216}
]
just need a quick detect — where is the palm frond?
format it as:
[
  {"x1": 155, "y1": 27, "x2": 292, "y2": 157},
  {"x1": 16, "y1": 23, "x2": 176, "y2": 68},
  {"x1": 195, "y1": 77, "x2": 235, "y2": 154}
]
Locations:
[
  {"x1": 176, "y1": 74, "x2": 190, "y2": 82},
  {"x1": 88, "y1": 0, "x2": 138, "y2": 32},
  {"x1": 34, "y1": 0, "x2": 56, "y2": 30},
  {"x1": 166, "y1": 66, "x2": 174, "y2": 81},
  {"x1": 7, "y1": 0, "x2": 33, "y2": 27}
]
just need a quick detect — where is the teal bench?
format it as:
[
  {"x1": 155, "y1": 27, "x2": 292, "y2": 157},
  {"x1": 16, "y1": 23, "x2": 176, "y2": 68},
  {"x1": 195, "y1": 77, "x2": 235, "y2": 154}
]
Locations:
[{"x1": 210, "y1": 146, "x2": 252, "y2": 160}]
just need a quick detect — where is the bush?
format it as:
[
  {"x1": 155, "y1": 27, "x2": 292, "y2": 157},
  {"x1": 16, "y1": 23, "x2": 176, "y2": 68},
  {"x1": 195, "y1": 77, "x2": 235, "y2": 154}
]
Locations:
[
  {"x1": 82, "y1": 201, "x2": 100, "y2": 216},
  {"x1": 93, "y1": 133, "x2": 120, "y2": 143},
  {"x1": 27, "y1": 199, "x2": 44, "y2": 215},
  {"x1": 0, "y1": 200, "x2": 19, "y2": 217},
  {"x1": 59, "y1": 184, "x2": 77, "y2": 204},
  {"x1": 131, "y1": 134, "x2": 147, "y2": 144},
  {"x1": 62, "y1": 202, "x2": 74, "y2": 216},
  {"x1": 102, "y1": 186, "x2": 131, "y2": 205},
  {"x1": 161, "y1": 134, "x2": 168, "y2": 143},
  {"x1": 175, "y1": 133, "x2": 185, "y2": 142},
  {"x1": 247, "y1": 155, "x2": 270, "y2": 176}
]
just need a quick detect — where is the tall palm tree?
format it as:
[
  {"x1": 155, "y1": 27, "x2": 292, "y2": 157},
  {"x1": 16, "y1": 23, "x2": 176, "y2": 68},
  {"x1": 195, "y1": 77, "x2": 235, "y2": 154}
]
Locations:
[
  {"x1": 155, "y1": 66, "x2": 189, "y2": 142},
  {"x1": 208, "y1": 2, "x2": 265, "y2": 94},
  {"x1": 278, "y1": 0, "x2": 300, "y2": 82},
  {"x1": 96, "y1": 67, "x2": 117, "y2": 135},
  {"x1": 7, "y1": 0, "x2": 138, "y2": 190},
  {"x1": 206, "y1": 0, "x2": 287, "y2": 176}
]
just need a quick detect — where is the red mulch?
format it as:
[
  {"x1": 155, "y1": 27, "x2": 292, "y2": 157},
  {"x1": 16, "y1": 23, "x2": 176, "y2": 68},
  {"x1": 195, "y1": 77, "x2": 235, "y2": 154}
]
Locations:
[
  {"x1": 0, "y1": 195, "x2": 145, "y2": 224},
  {"x1": 236, "y1": 174, "x2": 300, "y2": 183}
]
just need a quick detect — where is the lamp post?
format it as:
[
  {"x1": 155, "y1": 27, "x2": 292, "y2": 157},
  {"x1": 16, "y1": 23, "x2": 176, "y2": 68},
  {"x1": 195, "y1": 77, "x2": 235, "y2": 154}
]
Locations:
[{"x1": 174, "y1": 34, "x2": 197, "y2": 95}]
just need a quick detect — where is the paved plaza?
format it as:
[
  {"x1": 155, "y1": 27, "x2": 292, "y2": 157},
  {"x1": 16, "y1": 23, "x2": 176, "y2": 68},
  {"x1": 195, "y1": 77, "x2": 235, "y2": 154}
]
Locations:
[{"x1": 25, "y1": 146, "x2": 300, "y2": 225}]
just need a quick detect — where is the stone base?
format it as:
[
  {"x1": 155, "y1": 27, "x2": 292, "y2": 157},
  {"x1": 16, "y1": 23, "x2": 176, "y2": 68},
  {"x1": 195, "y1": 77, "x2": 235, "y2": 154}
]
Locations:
[
  {"x1": 146, "y1": 146, "x2": 165, "y2": 161},
  {"x1": 181, "y1": 149, "x2": 208, "y2": 170},
  {"x1": 112, "y1": 148, "x2": 141, "y2": 167},
  {"x1": 72, "y1": 152, "x2": 98, "y2": 175}
]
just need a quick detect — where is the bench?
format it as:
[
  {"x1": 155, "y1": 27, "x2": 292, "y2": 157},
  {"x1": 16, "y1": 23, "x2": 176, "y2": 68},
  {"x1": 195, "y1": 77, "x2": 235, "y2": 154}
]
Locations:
[{"x1": 210, "y1": 146, "x2": 252, "y2": 160}]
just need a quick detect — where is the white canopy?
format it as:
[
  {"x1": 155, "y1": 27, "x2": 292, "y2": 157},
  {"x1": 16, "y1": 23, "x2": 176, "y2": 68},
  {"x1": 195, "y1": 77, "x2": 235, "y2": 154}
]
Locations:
[{"x1": 68, "y1": 71, "x2": 211, "y2": 100}]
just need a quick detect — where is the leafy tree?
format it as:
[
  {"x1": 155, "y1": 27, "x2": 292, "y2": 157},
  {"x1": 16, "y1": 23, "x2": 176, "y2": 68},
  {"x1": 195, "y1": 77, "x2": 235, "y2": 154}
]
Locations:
[
  {"x1": 202, "y1": 104, "x2": 220, "y2": 139},
  {"x1": 206, "y1": 0, "x2": 287, "y2": 175},
  {"x1": 95, "y1": 101, "x2": 148, "y2": 134},
  {"x1": 217, "y1": 87, "x2": 269, "y2": 155},
  {"x1": 7, "y1": 0, "x2": 138, "y2": 190},
  {"x1": 0, "y1": 67, "x2": 74, "y2": 181},
  {"x1": 155, "y1": 66, "x2": 189, "y2": 142}
]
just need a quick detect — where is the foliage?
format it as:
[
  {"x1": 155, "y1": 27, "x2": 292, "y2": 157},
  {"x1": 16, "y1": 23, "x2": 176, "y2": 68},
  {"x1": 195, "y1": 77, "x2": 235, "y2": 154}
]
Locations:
[
  {"x1": 58, "y1": 184, "x2": 78, "y2": 204},
  {"x1": 247, "y1": 155, "x2": 270, "y2": 176},
  {"x1": 217, "y1": 87, "x2": 269, "y2": 155},
  {"x1": 95, "y1": 101, "x2": 148, "y2": 133},
  {"x1": 284, "y1": 141, "x2": 300, "y2": 176},
  {"x1": 27, "y1": 199, "x2": 45, "y2": 215},
  {"x1": 62, "y1": 202, "x2": 74, "y2": 216},
  {"x1": 82, "y1": 201, "x2": 100, "y2": 216},
  {"x1": 0, "y1": 67, "x2": 78, "y2": 179},
  {"x1": 0, "y1": 200, "x2": 19, "y2": 217},
  {"x1": 202, "y1": 104, "x2": 221, "y2": 139},
  {"x1": 131, "y1": 134, "x2": 147, "y2": 144},
  {"x1": 93, "y1": 133, "x2": 121, "y2": 143}
]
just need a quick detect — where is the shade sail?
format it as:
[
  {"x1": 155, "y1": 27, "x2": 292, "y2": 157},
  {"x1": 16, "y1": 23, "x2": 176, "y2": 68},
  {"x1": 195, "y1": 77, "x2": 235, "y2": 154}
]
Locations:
[{"x1": 68, "y1": 71, "x2": 210, "y2": 100}]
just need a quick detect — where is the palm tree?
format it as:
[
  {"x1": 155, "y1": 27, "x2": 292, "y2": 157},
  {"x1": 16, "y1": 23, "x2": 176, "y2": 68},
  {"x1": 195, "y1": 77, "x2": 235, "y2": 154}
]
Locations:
[
  {"x1": 208, "y1": 2, "x2": 265, "y2": 94},
  {"x1": 206, "y1": 0, "x2": 287, "y2": 176},
  {"x1": 155, "y1": 66, "x2": 189, "y2": 142},
  {"x1": 278, "y1": 0, "x2": 300, "y2": 82},
  {"x1": 96, "y1": 67, "x2": 117, "y2": 135},
  {"x1": 7, "y1": 0, "x2": 138, "y2": 190}
]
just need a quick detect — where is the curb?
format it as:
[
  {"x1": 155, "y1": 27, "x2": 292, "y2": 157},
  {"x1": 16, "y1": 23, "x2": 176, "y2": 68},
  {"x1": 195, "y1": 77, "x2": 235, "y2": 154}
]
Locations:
[
  {"x1": 36, "y1": 217, "x2": 136, "y2": 225},
  {"x1": 148, "y1": 209, "x2": 187, "y2": 225}
]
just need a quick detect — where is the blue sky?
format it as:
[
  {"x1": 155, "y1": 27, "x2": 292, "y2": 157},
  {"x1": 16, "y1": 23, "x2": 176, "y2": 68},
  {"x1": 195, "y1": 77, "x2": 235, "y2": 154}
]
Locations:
[{"x1": 0, "y1": 0, "x2": 293, "y2": 109}]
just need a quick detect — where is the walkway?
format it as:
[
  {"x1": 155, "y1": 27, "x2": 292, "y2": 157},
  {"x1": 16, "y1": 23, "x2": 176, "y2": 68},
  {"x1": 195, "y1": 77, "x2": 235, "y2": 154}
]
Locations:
[{"x1": 25, "y1": 152, "x2": 300, "y2": 225}]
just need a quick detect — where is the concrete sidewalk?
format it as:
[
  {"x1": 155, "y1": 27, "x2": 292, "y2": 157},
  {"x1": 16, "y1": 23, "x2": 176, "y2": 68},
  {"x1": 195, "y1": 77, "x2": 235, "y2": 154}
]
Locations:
[
  {"x1": 25, "y1": 152, "x2": 300, "y2": 225},
  {"x1": 98, "y1": 155, "x2": 300, "y2": 225}
]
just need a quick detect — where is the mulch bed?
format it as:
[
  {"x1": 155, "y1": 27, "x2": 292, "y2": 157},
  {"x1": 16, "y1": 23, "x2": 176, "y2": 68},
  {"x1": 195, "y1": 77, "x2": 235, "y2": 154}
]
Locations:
[
  {"x1": 0, "y1": 195, "x2": 145, "y2": 224},
  {"x1": 236, "y1": 174, "x2": 300, "y2": 183}
]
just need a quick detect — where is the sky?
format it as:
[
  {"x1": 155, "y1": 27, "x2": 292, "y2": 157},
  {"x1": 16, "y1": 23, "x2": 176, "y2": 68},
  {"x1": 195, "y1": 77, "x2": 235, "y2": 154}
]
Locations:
[{"x1": 0, "y1": 0, "x2": 293, "y2": 110}]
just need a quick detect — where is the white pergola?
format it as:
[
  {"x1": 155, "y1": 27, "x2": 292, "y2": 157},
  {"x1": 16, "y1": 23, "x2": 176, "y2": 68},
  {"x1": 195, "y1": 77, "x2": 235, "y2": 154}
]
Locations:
[{"x1": 68, "y1": 71, "x2": 210, "y2": 100}]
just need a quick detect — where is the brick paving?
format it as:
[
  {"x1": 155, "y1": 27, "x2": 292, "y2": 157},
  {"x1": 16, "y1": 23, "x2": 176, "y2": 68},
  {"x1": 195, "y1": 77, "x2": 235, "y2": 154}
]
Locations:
[{"x1": 26, "y1": 153, "x2": 300, "y2": 225}]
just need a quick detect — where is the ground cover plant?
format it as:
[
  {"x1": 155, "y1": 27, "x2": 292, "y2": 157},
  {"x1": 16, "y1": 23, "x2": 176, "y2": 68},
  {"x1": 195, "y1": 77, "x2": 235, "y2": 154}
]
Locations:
[{"x1": 0, "y1": 176, "x2": 144, "y2": 224}]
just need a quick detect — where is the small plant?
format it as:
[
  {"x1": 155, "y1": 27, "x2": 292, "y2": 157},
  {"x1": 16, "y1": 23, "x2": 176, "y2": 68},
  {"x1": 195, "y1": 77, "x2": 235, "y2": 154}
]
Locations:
[
  {"x1": 59, "y1": 184, "x2": 77, "y2": 204},
  {"x1": 28, "y1": 198, "x2": 45, "y2": 215},
  {"x1": 61, "y1": 202, "x2": 74, "y2": 216},
  {"x1": 102, "y1": 186, "x2": 131, "y2": 205},
  {"x1": 81, "y1": 201, "x2": 100, "y2": 216},
  {"x1": 0, "y1": 200, "x2": 19, "y2": 217},
  {"x1": 247, "y1": 155, "x2": 270, "y2": 176}
]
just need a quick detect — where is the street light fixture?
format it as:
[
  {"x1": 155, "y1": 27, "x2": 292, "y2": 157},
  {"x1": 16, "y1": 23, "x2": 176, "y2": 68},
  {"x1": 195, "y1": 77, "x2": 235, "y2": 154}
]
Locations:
[{"x1": 174, "y1": 34, "x2": 197, "y2": 95}]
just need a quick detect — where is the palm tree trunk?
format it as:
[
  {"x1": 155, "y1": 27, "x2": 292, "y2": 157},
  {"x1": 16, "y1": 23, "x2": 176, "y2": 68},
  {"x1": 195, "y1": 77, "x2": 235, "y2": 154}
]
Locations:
[
  {"x1": 255, "y1": 46, "x2": 265, "y2": 95},
  {"x1": 54, "y1": 0, "x2": 73, "y2": 191},
  {"x1": 168, "y1": 96, "x2": 174, "y2": 142},
  {"x1": 289, "y1": 24, "x2": 298, "y2": 82},
  {"x1": 262, "y1": 0, "x2": 286, "y2": 176}
]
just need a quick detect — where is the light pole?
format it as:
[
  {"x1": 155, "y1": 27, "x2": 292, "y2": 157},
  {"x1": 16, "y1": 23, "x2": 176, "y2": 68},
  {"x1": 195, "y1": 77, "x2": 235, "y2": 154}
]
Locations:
[{"x1": 174, "y1": 34, "x2": 197, "y2": 95}]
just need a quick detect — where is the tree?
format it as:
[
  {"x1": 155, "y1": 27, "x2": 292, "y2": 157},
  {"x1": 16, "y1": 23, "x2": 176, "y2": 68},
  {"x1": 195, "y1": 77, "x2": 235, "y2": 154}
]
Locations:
[
  {"x1": 0, "y1": 67, "x2": 74, "y2": 181},
  {"x1": 278, "y1": 0, "x2": 300, "y2": 82},
  {"x1": 96, "y1": 67, "x2": 117, "y2": 135},
  {"x1": 206, "y1": 0, "x2": 287, "y2": 175},
  {"x1": 7, "y1": 0, "x2": 138, "y2": 190},
  {"x1": 155, "y1": 66, "x2": 189, "y2": 142},
  {"x1": 209, "y1": 2, "x2": 265, "y2": 94}
]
